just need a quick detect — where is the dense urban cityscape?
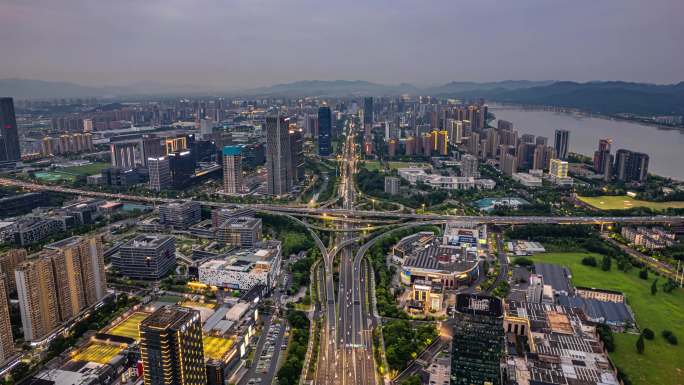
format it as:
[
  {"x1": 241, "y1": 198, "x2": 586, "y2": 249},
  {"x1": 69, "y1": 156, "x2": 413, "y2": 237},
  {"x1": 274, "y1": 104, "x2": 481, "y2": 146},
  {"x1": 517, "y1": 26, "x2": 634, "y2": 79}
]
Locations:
[{"x1": 1, "y1": 2, "x2": 684, "y2": 385}]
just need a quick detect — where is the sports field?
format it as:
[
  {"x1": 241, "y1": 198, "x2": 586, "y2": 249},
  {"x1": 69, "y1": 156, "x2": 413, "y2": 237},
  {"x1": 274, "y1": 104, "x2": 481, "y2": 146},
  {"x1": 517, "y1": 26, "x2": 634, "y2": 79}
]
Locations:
[
  {"x1": 530, "y1": 252, "x2": 684, "y2": 385},
  {"x1": 578, "y1": 195, "x2": 684, "y2": 211},
  {"x1": 33, "y1": 171, "x2": 76, "y2": 182},
  {"x1": 181, "y1": 300, "x2": 216, "y2": 309},
  {"x1": 203, "y1": 336, "x2": 234, "y2": 360},
  {"x1": 71, "y1": 342, "x2": 123, "y2": 364},
  {"x1": 108, "y1": 312, "x2": 149, "y2": 341}
]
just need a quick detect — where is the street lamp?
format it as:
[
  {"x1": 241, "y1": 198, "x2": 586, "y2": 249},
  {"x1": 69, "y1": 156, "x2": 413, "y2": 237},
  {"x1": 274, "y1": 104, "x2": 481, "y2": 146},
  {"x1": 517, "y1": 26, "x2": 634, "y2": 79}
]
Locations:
[{"x1": 372, "y1": 199, "x2": 375, "y2": 211}]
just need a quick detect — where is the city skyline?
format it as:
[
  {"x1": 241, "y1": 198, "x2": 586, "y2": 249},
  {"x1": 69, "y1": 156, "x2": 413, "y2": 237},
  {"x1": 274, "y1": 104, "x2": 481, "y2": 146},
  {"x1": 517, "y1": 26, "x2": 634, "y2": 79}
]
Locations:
[{"x1": 1, "y1": 0, "x2": 683, "y2": 88}]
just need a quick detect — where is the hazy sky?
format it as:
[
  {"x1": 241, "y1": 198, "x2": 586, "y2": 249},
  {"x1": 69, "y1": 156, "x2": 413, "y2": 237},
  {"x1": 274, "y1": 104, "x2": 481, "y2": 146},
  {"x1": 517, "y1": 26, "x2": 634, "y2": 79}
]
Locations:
[{"x1": 1, "y1": 0, "x2": 683, "y2": 88}]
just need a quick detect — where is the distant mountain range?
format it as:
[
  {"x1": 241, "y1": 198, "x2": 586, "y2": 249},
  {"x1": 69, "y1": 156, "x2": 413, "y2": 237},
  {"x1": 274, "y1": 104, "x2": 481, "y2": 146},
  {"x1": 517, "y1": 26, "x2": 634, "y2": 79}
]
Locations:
[{"x1": 2, "y1": 78, "x2": 683, "y2": 116}]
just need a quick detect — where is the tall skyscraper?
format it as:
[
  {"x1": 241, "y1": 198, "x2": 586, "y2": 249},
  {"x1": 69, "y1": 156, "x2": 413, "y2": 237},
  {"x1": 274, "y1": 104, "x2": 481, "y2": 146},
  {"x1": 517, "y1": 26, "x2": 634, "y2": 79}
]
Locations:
[
  {"x1": 148, "y1": 156, "x2": 172, "y2": 192},
  {"x1": 554, "y1": 129, "x2": 570, "y2": 160},
  {"x1": 140, "y1": 306, "x2": 206, "y2": 385},
  {"x1": 451, "y1": 294, "x2": 503, "y2": 385},
  {"x1": 110, "y1": 141, "x2": 139, "y2": 170},
  {"x1": 222, "y1": 145, "x2": 243, "y2": 194},
  {"x1": 289, "y1": 127, "x2": 304, "y2": 182},
  {"x1": 615, "y1": 149, "x2": 649, "y2": 182},
  {"x1": 363, "y1": 97, "x2": 374, "y2": 126},
  {"x1": 266, "y1": 114, "x2": 292, "y2": 196},
  {"x1": 318, "y1": 106, "x2": 332, "y2": 156},
  {"x1": 0, "y1": 274, "x2": 14, "y2": 364},
  {"x1": 0, "y1": 98, "x2": 21, "y2": 164},
  {"x1": 15, "y1": 253, "x2": 60, "y2": 342}
]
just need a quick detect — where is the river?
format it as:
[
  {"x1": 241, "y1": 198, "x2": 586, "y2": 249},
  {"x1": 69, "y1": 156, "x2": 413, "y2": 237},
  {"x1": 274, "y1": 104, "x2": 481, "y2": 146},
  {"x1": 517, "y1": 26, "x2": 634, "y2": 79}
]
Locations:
[{"x1": 490, "y1": 104, "x2": 684, "y2": 180}]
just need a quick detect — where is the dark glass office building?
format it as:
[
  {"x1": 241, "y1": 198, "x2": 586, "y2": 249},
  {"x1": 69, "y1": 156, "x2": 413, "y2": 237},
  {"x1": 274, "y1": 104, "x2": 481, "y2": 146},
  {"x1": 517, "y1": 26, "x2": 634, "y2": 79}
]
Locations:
[
  {"x1": 363, "y1": 97, "x2": 374, "y2": 125},
  {"x1": 0, "y1": 98, "x2": 21, "y2": 164},
  {"x1": 140, "y1": 306, "x2": 206, "y2": 385},
  {"x1": 451, "y1": 293, "x2": 503, "y2": 385},
  {"x1": 168, "y1": 150, "x2": 197, "y2": 189},
  {"x1": 554, "y1": 129, "x2": 570, "y2": 160},
  {"x1": 318, "y1": 106, "x2": 332, "y2": 156}
]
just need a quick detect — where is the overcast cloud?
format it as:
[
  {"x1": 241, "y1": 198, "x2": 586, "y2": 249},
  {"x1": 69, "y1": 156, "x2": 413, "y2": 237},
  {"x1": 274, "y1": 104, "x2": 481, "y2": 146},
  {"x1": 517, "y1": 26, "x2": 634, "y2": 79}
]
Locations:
[{"x1": 1, "y1": 0, "x2": 682, "y2": 88}]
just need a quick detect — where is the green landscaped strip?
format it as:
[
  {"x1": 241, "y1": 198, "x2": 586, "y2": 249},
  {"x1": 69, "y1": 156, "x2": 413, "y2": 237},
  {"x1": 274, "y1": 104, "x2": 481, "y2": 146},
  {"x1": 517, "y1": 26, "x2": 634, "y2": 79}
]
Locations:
[
  {"x1": 530, "y1": 252, "x2": 684, "y2": 385},
  {"x1": 578, "y1": 195, "x2": 684, "y2": 211}
]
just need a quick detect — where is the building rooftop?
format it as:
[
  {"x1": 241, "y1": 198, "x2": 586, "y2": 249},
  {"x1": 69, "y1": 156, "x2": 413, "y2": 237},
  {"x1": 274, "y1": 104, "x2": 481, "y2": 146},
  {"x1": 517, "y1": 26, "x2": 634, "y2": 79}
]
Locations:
[
  {"x1": 141, "y1": 305, "x2": 199, "y2": 331},
  {"x1": 123, "y1": 234, "x2": 174, "y2": 249},
  {"x1": 534, "y1": 262, "x2": 572, "y2": 294},
  {"x1": 404, "y1": 241, "x2": 479, "y2": 273},
  {"x1": 455, "y1": 293, "x2": 503, "y2": 317}
]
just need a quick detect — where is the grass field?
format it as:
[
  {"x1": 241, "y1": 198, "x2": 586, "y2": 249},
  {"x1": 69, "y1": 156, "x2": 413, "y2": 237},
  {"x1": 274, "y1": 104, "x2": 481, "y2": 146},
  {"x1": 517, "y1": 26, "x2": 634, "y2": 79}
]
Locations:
[
  {"x1": 203, "y1": 336, "x2": 234, "y2": 360},
  {"x1": 33, "y1": 171, "x2": 76, "y2": 182},
  {"x1": 71, "y1": 342, "x2": 123, "y2": 364},
  {"x1": 363, "y1": 160, "x2": 430, "y2": 172},
  {"x1": 578, "y1": 195, "x2": 684, "y2": 211},
  {"x1": 530, "y1": 252, "x2": 684, "y2": 385},
  {"x1": 108, "y1": 312, "x2": 149, "y2": 341},
  {"x1": 60, "y1": 162, "x2": 110, "y2": 176}
]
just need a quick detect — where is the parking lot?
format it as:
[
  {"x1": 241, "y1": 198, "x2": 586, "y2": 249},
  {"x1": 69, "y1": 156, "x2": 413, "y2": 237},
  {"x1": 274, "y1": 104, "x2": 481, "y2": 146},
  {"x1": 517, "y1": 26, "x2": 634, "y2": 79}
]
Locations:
[{"x1": 240, "y1": 316, "x2": 288, "y2": 385}]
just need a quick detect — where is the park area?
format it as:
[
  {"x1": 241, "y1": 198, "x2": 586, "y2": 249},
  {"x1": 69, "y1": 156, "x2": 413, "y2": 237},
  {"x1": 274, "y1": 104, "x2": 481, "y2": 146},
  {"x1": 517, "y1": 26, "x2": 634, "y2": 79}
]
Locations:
[
  {"x1": 362, "y1": 160, "x2": 431, "y2": 172},
  {"x1": 107, "y1": 312, "x2": 150, "y2": 341},
  {"x1": 202, "y1": 336, "x2": 234, "y2": 360},
  {"x1": 71, "y1": 342, "x2": 123, "y2": 364},
  {"x1": 58, "y1": 162, "x2": 110, "y2": 176},
  {"x1": 528, "y1": 252, "x2": 684, "y2": 385},
  {"x1": 578, "y1": 195, "x2": 684, "y2": 211}
]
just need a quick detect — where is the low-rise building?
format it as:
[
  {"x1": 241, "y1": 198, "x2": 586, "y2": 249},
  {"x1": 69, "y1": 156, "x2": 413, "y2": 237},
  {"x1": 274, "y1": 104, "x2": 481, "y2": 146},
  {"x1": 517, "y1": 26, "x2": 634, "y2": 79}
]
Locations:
[
  {"x1": 13, "y1": 216, "x2": 65, "y2": 246},
  {"x1": 621, "y1": 226, "x2": 677, "y2": 249},
  {"x1": 512, "y1": 172, "x2": 543, "y2": 187},
  {"x1": 397, "y1": 167, "x2": 495, "y2": 191},
  {"x1": 198, "y1": 241, "x2": 282, "y2": 291}
]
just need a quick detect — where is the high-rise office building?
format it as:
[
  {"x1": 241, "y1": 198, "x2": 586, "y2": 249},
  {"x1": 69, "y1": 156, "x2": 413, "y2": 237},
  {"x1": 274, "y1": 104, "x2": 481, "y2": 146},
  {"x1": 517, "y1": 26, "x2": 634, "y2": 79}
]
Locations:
[
  {"x1": 535, "y1": 136, "x2": 548, "y2": 146},
  {"x1": 533, "y1": 145, "x2": 556, "y2": 170},
  {"x1": 0, "y1": 249, "x2": 27, "y2": 294},
  {"x1": 15, "y1": 253, "x2": 61, "y2": 342},
  {"x1": 148, "y1": 156, "x2": 172, "y2": 192},
  {"x1": 497, "y1": 119, "x2": 513, "y2": 131},
  {"x1": 266, "y1": 114, "x2": 292, "y2": 196},
  {"x1": 140, "y1": 306, "x2": 206, "y2": 385},
  {"x1": 363, "y1": 97, "x2": 374, "y2": 126},
  {"x1": 222, "y1": 146, "x2": 243, "y2": 194},
  {"x1": 451, "y1": 293, "x2": 503, "y2": 385},
  {"x1": 289, "y1": 127, "x2": 304, "y2": 183},
  {"x1": 0, "y1": 274, "x2": 14, "y2": 364},
  {"x1": 142, "y1": 136, "x2": 165, "y2": 165},
  {"x1": 168, "y1": 150, "x2": 196, "y2": 189},
  {"x1": 614, "y1": 149, "x2": 649, "y2": 182},
  {"x1": 0, "y1": 98, "x2": 21, "y2": 164},
  {"x1": 520, "y1": 134, "x2": 535, "y2": 144},
  {"x1": 460, "y1": 154, "x2": 479, "y2": 178},
  {"x1": 554, "y1": 129, "x2": 570, "y2": 160},
  {"x1": 318, "y1": 106, "x2": 332, "y2": 156}
]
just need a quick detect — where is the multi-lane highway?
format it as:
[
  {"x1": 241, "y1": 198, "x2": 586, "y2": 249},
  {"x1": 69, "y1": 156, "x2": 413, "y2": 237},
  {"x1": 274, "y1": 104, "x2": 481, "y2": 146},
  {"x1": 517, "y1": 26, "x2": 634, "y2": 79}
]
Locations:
[{"x1": 2, "y1": 177, "x2": 682, "y2": 226}]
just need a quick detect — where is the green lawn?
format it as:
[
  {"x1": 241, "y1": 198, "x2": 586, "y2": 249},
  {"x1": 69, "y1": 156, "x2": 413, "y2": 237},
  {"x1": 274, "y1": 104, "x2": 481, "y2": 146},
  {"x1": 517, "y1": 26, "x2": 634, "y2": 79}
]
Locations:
[
  {"x1": 362, "y1": 160, "x2": 430, "y2": 172},
  {"x1": 530, "y1": 252, "x2": 684, "y2": 385},
  {"x1": 60, "y1": 162, "x2": 110, "y2": 176},
  {"x1": 578, "y1": 195, "x2": 684, "y2": 211}
]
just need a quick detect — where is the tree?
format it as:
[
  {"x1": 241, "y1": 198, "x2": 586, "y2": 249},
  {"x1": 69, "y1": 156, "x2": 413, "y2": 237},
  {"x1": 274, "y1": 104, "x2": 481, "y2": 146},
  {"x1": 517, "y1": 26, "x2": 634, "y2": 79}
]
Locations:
[
  {"x1": 401, "y1": 375, "x2": 422, "y2": 385},
  {"x1": 514, "y1": 257, "x2": 534, "y2": 267},
  {"x1": 582, "y1": 256, "x2": 598, "y2": 267},
  {"x1": 601, "y1": 255, "x2": 612, "y2": 271},
  {"x1": 642, "y1": 328, "x2": 655, "y2": 340},
  {"x1": 636, "y1": 333, "x2": 645, "y2": 354},
  {"x1": 651, "y1": 279, "x2": 658, "y2": 295},
  {"x1": 662, "y1": 330, "x2": 678, "y2": 345},
  {"x1": 639, "y1": 269, "x2": 649, "y2": 280}
]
